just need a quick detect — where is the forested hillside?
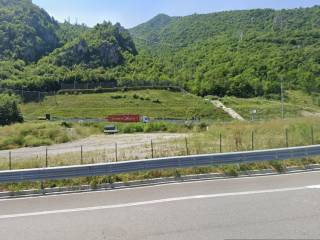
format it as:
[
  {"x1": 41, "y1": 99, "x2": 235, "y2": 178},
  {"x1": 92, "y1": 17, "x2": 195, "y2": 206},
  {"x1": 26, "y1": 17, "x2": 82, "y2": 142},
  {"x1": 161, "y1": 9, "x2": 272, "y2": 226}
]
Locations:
[
  {"x1": 0, "y1": 0, "x2": 59, "y2": 62},
  {"x1": 0, "y1": 1, "x2": 319, "y2": 98},
  {"x1": 127, "y1": 7, "x2": 320, "y2": 97}
]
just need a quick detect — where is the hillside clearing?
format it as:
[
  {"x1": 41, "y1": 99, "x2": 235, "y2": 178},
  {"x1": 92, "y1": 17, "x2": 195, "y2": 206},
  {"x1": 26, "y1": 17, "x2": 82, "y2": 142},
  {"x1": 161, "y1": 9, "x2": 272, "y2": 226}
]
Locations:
[{"x1": 21, "y1": 90, "x2": 230, "y2": 121}]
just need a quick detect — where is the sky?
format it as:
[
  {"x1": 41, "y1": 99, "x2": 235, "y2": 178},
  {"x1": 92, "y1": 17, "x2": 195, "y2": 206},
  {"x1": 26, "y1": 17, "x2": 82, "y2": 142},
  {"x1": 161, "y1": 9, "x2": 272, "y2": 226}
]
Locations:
[{"x1": 32, "y1": 0, "x2": 320, "y2": 28}]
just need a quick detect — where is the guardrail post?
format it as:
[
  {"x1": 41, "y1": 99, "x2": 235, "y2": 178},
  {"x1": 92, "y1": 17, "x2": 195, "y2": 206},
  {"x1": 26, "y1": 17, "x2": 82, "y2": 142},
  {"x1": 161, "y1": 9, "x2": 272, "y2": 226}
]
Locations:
[
  {"x1": 9, "y1": 151, "x2": 12, "y2": 170},
  {"x1": 311, "y1": 126, "x2": 314, "y2": 145},
  {"x1": 45, "y1": 148, "x2": 48, "y2": 168},
  {"x1": 219, "y1": 133, "x2": 222, "y2": 153},
  {"x1": 115, "y1": 143, "x2": 118, "y2": 162},
  {"x1": 285, "y1": 129, "x2": 289, "y2": 148},
  {"x1": 80, "y1": 146, "x2": 83, "y2": 165},
  {"x1": 151, "y1": 140, "x2": 154, "y2": 158},
  {"x1": 185, "y1": 137, "x2": 189, "y2": 155}
]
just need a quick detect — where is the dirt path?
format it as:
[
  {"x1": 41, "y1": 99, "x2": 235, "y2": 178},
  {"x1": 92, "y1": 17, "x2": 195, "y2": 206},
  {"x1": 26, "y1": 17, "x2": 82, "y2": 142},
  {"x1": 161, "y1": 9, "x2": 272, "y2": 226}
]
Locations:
[
  {"x1": 0, "y1": 133, "x2": 186, "y2": 160},
  {"x1": 210, "y1": 100, "x2": 245, "y2": 121}
]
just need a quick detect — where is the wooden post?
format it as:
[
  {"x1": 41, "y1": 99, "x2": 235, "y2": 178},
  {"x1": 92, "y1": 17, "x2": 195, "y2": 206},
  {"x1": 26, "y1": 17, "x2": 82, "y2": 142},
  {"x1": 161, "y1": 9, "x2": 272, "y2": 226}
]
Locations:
[
  {"x1": 45, "y1": 148, "x2": 48, "y2": 168},
  {"x1": 151, "y1": 140, "x2": 154, "y2": 158},
  {"x1": 251, "y1": 131, "x2": 254, "y2": 151},
  {"x1": 219, "y1": 133, "x2": 222, "y2": 153},
  {"x1": 285, "y1": 129, "x2": 289, "y2": 148},
  {"x1": 311, "y1": 126, "x2": 314, "y2": 145},
  {"x1": 185, "y1": 137, "x2": 189, "y2": 155},
  {"x1": 80, "y1": 146, "x2": 83, "y2": 165},
  {"x1": 115, "y1": 143, "x2": 118, "y2": 162},
  {"x1": 9, "y1": 151, "x2": 12, "y2": 170}
]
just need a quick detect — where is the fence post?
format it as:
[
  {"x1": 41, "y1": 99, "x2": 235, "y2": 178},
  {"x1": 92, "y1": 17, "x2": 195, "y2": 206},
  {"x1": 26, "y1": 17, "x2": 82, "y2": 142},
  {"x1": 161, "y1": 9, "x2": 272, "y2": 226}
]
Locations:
[
  {"x1": 45, "y1": 148, "x2": 48, "y2": 168},
  {"x1": 80, "y1": 146, "x2": 83, "y2": 165},
  {"x1": 115, "y1": 143, "x2": 118, "y2": 162},
  {"x1": 9, "y1": 151, "x2": 12, "y2": 170},
  {"x1": 311, "y1": 126, "x2": 314, "y2": 145},
  {"x1": 219, "y1": 133, "x2": 222, "y2": 153},
  {"x1": 185, "y1": 137, "x2": 189, "y2": 155},
  {"x1": 151, "y1": 140, "x2": 154, "y2": 158},
  {"x1": 251, "y1": 131, "x2": 254, "y2": 151},
  {"x1": 285, "y1": 129, "x2": 289, "y2": 148},
  {"x1": 38, "y1": 91, "x2": 41, "y2": 103}
]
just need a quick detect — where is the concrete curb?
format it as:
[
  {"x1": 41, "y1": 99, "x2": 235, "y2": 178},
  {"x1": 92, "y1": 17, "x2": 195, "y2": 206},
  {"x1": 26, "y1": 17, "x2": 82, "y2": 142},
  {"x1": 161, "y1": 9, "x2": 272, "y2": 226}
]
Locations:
[{"x1": 1, "y1": 164, "x2": 320, "y2": 199}]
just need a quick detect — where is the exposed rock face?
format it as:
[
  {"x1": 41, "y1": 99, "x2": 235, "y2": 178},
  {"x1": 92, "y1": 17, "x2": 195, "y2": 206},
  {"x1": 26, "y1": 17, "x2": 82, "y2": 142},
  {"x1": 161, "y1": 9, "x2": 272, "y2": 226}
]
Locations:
[{"x1": 98, "y1": 42, "x2": 122, "y2": 66}]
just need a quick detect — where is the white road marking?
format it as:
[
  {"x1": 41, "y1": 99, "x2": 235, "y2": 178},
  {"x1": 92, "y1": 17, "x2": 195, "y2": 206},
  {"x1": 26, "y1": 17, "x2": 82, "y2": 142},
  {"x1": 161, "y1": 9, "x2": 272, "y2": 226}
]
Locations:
[
  {"x1": 307, "y1": 185, "x2": 320, "y2": 189},
  {"x1": 0, "y1": 185, "x2": 316, "y2": 220}
]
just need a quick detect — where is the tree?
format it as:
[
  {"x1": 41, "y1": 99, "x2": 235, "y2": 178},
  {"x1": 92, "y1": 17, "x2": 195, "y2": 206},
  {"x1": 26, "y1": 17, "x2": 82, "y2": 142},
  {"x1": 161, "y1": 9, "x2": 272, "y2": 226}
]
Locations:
[{"x1": 0, "y1": 94, "x2": 23, "y2": 125}]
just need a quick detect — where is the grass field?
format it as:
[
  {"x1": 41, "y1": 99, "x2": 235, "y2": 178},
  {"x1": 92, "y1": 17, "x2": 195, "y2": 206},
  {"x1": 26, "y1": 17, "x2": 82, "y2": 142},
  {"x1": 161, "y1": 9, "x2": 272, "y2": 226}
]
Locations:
[
  {"x1": 221, "y1": 90, "x2": 320, "y2": 120},
  {"x1": 21, "y1": 90, "x2": 230, "y2": 121},
  {"x1": 1, "y1": 116, "x2": 319, "y2": 170}
]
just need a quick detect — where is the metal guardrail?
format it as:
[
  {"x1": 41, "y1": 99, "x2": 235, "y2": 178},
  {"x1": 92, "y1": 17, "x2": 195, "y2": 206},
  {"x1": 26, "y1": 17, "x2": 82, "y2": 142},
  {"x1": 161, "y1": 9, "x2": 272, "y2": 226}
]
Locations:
[{"x1": 0, "y1": 145, "x2": 320, "y2": 183}]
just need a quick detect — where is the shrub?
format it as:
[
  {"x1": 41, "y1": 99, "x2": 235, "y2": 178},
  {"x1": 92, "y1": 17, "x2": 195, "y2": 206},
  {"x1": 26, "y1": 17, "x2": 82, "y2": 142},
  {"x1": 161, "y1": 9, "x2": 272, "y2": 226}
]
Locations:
[
  {"x1": 143, "y1": 122, "x2": 168, "y2": 133},
  {"x1": 152, "y1": 99, "x2": 161, "y2": 104},
  {"x1": 111, "y1": 95, "x2": 126, "y2": 99},
  {"x1": 133, "y1": 94, "x2": 139, "y2": 99},
  {"x1": 270, "y1": 161, "x2": 286, "y2": 173},
  {"x1": 61, "y1": 121, "x2": 73, "y2": 128},
  {"x1": 0, "y1": 94, "x2": 23, "y2": 126},
  {"x1": 222, "y1": 165, "x2": 239, "y2": 177}
]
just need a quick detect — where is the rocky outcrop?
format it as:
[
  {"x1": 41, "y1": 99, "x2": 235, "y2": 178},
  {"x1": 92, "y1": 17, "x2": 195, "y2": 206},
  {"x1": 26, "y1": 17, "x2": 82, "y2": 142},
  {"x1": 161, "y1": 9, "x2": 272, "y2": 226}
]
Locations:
[{"x1": 52, "y1": 22, "x2": 137, "y2": 68}]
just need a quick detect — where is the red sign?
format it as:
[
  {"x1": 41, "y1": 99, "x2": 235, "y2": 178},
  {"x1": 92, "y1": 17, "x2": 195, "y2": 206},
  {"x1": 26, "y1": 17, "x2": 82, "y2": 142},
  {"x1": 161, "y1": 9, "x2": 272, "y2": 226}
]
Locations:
[{"x1": 106, "y1": 115, "x2": 140, "y2": 123}]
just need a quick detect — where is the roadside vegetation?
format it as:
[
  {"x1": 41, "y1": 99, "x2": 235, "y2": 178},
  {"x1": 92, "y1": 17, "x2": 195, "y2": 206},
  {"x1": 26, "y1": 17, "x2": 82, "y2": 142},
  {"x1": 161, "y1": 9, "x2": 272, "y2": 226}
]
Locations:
[{"x1": 0, "y1": 122, "x2": 100, "y2": 150}]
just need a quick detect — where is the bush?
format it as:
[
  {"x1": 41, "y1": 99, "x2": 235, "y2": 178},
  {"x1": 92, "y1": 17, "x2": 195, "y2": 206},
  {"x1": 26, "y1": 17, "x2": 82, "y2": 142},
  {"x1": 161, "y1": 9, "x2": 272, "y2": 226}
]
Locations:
[
  {"x1": 270, "y1": 161, "x2": 286, "y2": 173},
  {"x1": 0, "y1": 94, "x2": 23, "y2": 126},
  {"x1": 152, "y1": 99, "x2": 161, "y2": 104},
  {"x1": 121, "y1": 123, "x2": 144, "y2": 133},
  {"x1": 143, "y1": 122, "x2": 168, "y2": 133},
  {"x1": 61, "y1": 121, "x2": 73, "y2": 128},
  {"x1": 111, "y1": 95, "x2": 126, "y2": 99},
  {"x1": 133, "y1": 94, "x2": 139, "y2": 99},
  {"x1": 222, "y1": 165, "x2": 239, "y2": 177}
]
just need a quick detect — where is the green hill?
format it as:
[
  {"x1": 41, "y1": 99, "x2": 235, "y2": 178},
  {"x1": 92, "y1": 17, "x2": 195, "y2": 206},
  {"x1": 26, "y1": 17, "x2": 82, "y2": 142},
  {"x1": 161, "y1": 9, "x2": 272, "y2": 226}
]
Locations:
[
  {"x1": 0, "y1": 0, "x2": 60, "y2": 62},
  {"x1": 0, "y1": 2, "x2": 320, "y2": 100},
  {"x1": 126, "y1": 7, "x2": 320, "y2": 97}
]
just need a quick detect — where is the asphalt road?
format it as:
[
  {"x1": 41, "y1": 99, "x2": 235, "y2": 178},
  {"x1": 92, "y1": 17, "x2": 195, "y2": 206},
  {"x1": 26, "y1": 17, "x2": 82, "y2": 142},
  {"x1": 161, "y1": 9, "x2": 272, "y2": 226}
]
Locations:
[{"x1": 1, "y1": 172, "x2": 320, "y2": 240}]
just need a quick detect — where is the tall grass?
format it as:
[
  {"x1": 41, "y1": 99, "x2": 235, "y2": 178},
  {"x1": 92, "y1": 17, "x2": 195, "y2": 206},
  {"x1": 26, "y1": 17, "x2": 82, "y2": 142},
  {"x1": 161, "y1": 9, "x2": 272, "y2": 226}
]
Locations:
[
  {"x1": 1, "y1": 117, "x2": 320, "y2": 171},
  {"x1": 0, "y1": 122, "x2": 100, "y2": 150}
]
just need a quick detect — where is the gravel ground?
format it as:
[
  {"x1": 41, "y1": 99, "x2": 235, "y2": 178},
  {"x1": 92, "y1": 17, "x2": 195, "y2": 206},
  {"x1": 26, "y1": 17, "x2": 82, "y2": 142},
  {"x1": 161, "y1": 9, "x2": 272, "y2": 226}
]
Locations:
[{"x1": 0, "y1": 133, "x2": 186, "y2": 160}]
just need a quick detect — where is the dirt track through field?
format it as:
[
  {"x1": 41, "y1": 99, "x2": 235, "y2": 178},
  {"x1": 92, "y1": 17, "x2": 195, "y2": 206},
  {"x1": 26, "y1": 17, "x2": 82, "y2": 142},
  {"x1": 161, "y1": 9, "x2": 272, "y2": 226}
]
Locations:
[{"x1": 0, "y1": 133, "x2": 186, "y2": 160}]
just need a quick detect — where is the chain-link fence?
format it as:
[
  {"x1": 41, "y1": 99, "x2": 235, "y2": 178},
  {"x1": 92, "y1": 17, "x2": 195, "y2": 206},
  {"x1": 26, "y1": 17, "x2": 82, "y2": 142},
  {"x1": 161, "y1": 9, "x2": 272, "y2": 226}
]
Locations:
[
  {"x1": 0, "y1": 87, "x2": 55, "y2": 103},
  {"x1": 60, "y1": 81, "x2": 117, "y2": 90}
]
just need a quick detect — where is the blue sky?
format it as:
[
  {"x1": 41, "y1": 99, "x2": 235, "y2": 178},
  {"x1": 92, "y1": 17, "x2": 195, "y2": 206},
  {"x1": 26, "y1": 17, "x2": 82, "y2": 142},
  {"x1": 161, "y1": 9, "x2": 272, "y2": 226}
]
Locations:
[{"x1": 32, "y1": 0, "x2": 320, "y2": 28}]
